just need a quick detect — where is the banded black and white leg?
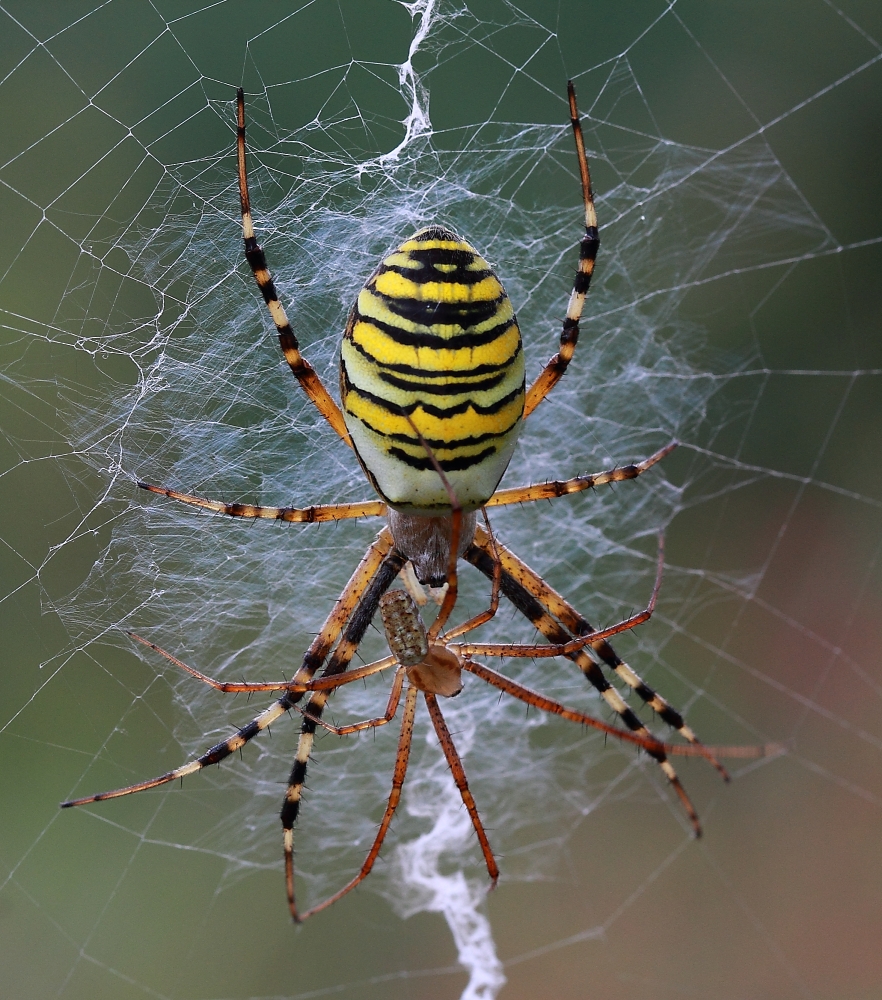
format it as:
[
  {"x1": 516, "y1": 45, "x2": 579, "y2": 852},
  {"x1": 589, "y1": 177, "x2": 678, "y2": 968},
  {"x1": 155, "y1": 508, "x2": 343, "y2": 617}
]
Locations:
[
  {"x1": 523, "y1": 80, "x2": 599, "y2": 418},
  {"x1": 236, "y1": 88, "x2": 351, "y2": 445},
  {"x1": 464, "y1": 527, "x2": 711, "y2": 835},
  {"x1": 281, "y1": 545, "x2": 406, "y2": 920},
  {"x1": 60, "y1": 528, "x2": 396, "y2": 811},
  {"x1": 472, "y1": 526, "x2": 725, "y2": 775}
]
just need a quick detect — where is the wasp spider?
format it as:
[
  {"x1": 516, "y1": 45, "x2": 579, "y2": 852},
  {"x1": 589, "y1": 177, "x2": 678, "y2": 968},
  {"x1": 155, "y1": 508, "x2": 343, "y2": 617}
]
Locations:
[{"x1": 62, "y1": 84, "x2": 764, "y2": 921}]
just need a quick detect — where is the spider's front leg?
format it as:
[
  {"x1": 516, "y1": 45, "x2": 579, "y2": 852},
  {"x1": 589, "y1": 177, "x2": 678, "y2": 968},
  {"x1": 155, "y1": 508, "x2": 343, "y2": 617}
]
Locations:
[
  {"x1": 523, "y1": 81, "x2": 599, "y2": 418},
  {"x1": 236, "y1": 88, "x2": 351, "y2": 445}
]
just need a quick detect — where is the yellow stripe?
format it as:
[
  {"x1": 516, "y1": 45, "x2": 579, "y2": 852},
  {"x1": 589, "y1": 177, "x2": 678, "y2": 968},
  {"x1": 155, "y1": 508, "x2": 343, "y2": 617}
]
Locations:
[
  {"x1": 344, "y1": 321, "x2": 519, "y2": 374},
  {"x1": 381, "y1": 251, "x2": 425, "y2": 270},
  {"x1": 373, "y1": 269, "x2": 504, "y2": 304}
]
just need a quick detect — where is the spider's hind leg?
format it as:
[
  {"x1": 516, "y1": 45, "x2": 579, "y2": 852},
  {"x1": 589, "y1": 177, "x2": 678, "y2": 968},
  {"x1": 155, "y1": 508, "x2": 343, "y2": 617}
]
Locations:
[
  {"x1": 282, "y1": 543, "x2": 406, "y2": 921},
  {"x1": 465, "y1": 527, "x2": 707, "y2": 836},
  {"x1": 475, "y1": 525, "x2": 727, "y2": 780}
]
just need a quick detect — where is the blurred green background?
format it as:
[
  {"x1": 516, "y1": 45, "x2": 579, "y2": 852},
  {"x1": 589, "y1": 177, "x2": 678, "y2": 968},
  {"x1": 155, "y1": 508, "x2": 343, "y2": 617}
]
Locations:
[{"x1": 1, "y1": 2, "x2": 880, "y2": 998}]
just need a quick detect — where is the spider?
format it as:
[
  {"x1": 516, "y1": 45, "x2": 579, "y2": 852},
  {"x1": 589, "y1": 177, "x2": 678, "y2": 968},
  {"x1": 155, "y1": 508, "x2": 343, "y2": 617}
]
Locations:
[{"x1": 62, "y1": 83, "x2": 763, "y2": 921}]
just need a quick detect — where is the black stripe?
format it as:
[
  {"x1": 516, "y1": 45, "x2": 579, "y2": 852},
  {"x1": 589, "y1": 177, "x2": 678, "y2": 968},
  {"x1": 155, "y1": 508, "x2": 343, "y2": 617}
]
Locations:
[
  {"x1": 383, "y1": 264, "x2": 493, "y2": 286},
  {"x1": 369, "y1": 284, "x2": 505, "y2": 329},
  {"x1": 582, "y1": 226, "x2": 600, "y2": 249},
  {"x1": 199, "y1": 718, "x2": 263, "y2": 767},
  {"x1": 404, "y1": 247, "x2": 480, "y2": 267},
  {"x1": 381, "y1": 253, "x2": 492, "y2": 286},
  {"x1": 628, "y1": 680, "x2": 686, "y2": 729},
  {"x1": 349, "y1": 408, "x2": 520, "y2": 450},
  {"x1": 345, "y1": 333, "x2": 520, "y2": 378},
  {"x1": 342, "y1": 371, "x2": 524, "y2": 420},
  {"x1": 348, "y1": 309, "x2": 517, "y2": 350},
  {"x1": 281, "y1": 753, "x2": 312, "y2": 829},
  {"x1": 378, "y1": 370, "x2": 507, "y2": 395},
  {"x1": 389, "y1": 444, "x2": 497, "y2": 472},
  {"x1": 244, "y1": 243, "x2": 278, "y2": 304}
]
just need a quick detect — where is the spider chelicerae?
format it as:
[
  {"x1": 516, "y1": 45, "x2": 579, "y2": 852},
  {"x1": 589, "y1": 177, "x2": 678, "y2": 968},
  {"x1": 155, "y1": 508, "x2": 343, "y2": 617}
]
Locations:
[{"x1": 62, "y1": 83, "x2": 763, "y2": 921}]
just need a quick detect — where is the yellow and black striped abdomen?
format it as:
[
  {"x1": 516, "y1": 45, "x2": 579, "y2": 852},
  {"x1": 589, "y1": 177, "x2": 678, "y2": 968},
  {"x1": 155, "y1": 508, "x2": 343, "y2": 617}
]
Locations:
[{"x1": 340, "y1": 226, "x2": 525, "y2": 513}]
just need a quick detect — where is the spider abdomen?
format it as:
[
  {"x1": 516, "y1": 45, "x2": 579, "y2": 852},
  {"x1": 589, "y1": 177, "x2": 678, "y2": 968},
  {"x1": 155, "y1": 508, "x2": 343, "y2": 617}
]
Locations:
[{"x1": 340, "y1": 225, "x2": 525, "y2": 513}]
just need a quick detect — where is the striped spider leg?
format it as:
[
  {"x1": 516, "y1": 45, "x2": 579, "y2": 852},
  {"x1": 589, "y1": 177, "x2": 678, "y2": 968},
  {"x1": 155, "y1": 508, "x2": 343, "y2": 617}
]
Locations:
[
  {"x1": 522, "y1": 80, "x2": 599, "y2": 418},
  {"x1": 284, "y1": 465, "x2": 765, "y2": 918},
  {"x1": 464, "y1": 525, "x2": 718, "y2": 834},
  {"x1": 60, "y1": 528, "x2": 398, "y2": 806},
  {"x1": 293, "y1": 545, "x2": 766, "y2": 920},
  {"x1": 236, "y1": 88, "x2": 351, "y2": 447},
  {"x1": 62, "y1": 528, "x2": 410, "y2": 923}
]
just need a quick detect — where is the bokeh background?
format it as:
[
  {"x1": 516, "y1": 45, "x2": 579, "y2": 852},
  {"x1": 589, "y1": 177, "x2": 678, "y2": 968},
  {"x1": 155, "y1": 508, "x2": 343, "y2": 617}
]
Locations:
[{"x1": 1, "y1": 2, "x2": 880, "y2": 999}]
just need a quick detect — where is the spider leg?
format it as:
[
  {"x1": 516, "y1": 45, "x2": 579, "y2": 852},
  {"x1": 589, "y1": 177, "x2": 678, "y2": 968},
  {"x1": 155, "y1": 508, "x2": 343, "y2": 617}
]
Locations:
[
  {"x1": 284, "y1": 545, "x2": 407, "y2": 921},
  {"x1": 424, "y1": 691, "x2": 500, "y2": 885},
  {"x1": 138, "y1": 482, "x2": 387, "y2": 523},
  {"x1": 128, "y1": 631, "x2": 396, "y2": 694},
  {"x1": 455, "y1": 534, "x2": 663, "y2": 658},
  {"x1": 464, "y1": 533, "x2": 704, "y2": 835},
  {"x1": 459, "y1": 658, "x2": 763, "y2": 761},
  {"x1": 60, "y1": 528, "x2": 395, "y2": 809},
  {"x1": 523, "y1": 81, "x2": 598, "y2": 418},
  {"x1": 442, "y1": 509, "x2": 503, "y2": 641},
  {"x1": 299, "y1": 666, "x2": 405, "y2": 735},
  {"x1": 297, "y1": 685, "x2": 419, "y2": 921},
  {"x1": 236, "y1": 89, "x2": 351, "y2": 446},
  {"x1": 472, "y1": 525, "x2": 728, "y2": 780},
  {"x1": 486, "y1": 442, "x2": 677, "y2": 508}
]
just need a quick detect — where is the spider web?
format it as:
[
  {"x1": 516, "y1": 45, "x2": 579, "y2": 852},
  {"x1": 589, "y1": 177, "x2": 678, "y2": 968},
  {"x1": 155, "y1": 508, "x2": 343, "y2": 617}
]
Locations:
[{"x1": 2, "y1": 1, "x2": 881, "y2": 998}]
